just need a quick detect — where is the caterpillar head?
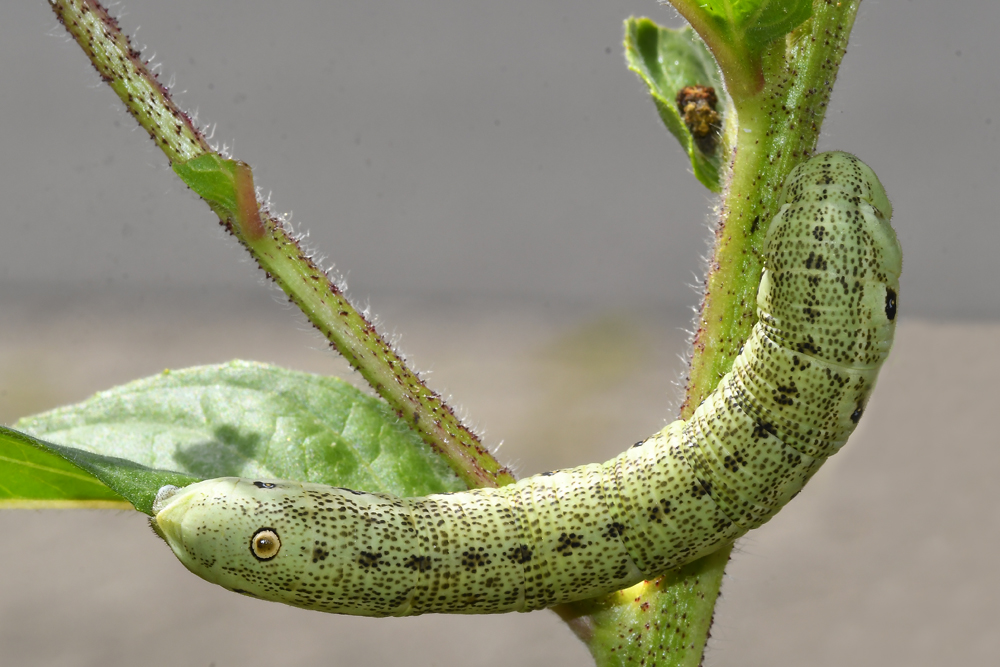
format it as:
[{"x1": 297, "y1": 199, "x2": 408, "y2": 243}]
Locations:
[
  {"x1": 151, "y1": 478, "x2": 298, "y2": 599},
  {"x1": 151, "y1": 478, "x2": 406, "y2": 614}
]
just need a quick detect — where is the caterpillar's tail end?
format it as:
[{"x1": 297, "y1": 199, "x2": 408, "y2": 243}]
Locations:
[
  {"x1": 835, "y1": 151, "x2": 893, "y2": 221},
  {"x1": 785, "y1": 151, "x2": 893, "y2": 220}
]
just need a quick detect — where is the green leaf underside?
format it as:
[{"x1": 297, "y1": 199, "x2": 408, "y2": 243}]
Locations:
[
  {"x1": 625, "y1": 19, "x2": 726, "y2": 192},
  {"x1": 0, "y1": 425, "x2": 198, "y2": 514},
  {"x1": 0, "y1": 426, "x2": 126, "y2": 505},
  {"x1": 698, "y1": 0, "x2": 812, "y2": 50},
  {"x1": 14, "y1": 361, "x2": 466, "y2": 514}
]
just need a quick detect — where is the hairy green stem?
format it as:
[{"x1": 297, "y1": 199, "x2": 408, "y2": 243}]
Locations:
[
  {"x1": 682, "y1": 0, "x2": 861, "y2": 415},
  {"x1": 565, "y1": 2, "x2": 862, "y2": 665},
  {"x1": 48, "y1": 0, "x2": 208, "y2": 163},
  {"x1": 50, "y1": 0, "x2": 513, "y2": 490}
]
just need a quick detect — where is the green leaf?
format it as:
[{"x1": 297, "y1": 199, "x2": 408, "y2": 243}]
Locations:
[
  {"x1": 666, "y1": 0, "x2": 812, "y2": 99},
  {"x1": 0, "y1": 426, "x2": 127, "y2": 508},
  {"x1": 173, "y1": 153, "x2": 267, "y2": 240},
  {"x1": 625, "y1": 18, "x2": 727, "y2": 192},
  {"x1": 14, "y1": 361, "x2": 466, "y2": 512},
  {"x1": 0, "y1": 426, "x2": 198, "y2": 514},
  {"x1": 697, "y1": 0, "x2": 812, "y2": 50},
  {"x1": 172, "y1": 153, "x2": 240, "y2": 217}
]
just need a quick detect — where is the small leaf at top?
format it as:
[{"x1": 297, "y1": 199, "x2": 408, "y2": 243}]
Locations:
[
  {"x1": 697, "y1": 0, "x2": 812, "y2": 52},
  {"x1": 665, "y1": 0, "x2": 811, "y2": 98},
  {"x1": 625, "y1": 18, "x2": 727, "y2": 191}
]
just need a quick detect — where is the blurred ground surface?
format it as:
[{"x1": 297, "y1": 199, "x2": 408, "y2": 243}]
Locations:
[{"x1": 1, "y1": 287, "x2": 997, "y2": 666}]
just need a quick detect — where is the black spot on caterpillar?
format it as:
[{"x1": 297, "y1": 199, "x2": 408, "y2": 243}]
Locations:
[
  {"x1": 249, "y1": 528, "x2": 280, "y2": 561},
  {"x1": 885, "y1": 288, "x2": 897, "y2": 321},
  {"x1": 152, "y1": 152, "x2": 901, "y2": 617}
]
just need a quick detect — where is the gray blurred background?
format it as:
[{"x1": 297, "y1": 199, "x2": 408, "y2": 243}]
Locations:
[{"x1": 2, "y1": 1, "x2": 998, "y2": 665}]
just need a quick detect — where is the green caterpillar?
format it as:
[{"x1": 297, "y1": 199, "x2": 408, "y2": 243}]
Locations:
[{"x1": 152, "y1": 151, "x2": 901, "y2": 617}]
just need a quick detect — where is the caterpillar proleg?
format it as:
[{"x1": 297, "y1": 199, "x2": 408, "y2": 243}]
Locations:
[{"x1": 152, "y1": 152, "x2": 901, "y2": 617}]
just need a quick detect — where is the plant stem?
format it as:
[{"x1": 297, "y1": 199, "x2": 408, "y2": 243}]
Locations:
[
  {"x1": 682, "y1": 0, "x2": 862, "y2": 415},
  {"x1": 50, "y1": 0, "x2": 513, "y2": 490},
  {"x1": 48, "y1": 0, "x2": 208, "y2": 164},
  {"x1": 565, "y1": 2, "x2": 862, "y2": 665}
]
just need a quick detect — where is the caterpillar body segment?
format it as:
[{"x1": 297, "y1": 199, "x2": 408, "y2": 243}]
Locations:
[{"x1": 153, "y1": 152, "x2": 901, "y2": 616}]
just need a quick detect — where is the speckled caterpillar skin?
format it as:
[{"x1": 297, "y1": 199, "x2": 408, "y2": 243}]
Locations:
[{"x1": 153, "y1": 152, "x2": 901, "y2": 617}]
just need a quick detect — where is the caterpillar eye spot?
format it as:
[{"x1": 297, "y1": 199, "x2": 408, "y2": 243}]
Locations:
[
  {"x1": 250, "y1": 528, "x2": 281, "y2": 561},
  {"x1": 850, "y1": 407, "x2": 864, "y2": 423},
  {"x1": 885, "y1": 288, "x2": 897, "y2": 321},
  {"x1": 253, "y1": 481, "x2": 276, "y2": 489}
]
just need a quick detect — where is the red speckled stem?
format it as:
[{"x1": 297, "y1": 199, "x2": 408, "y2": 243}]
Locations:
[{"x1": 50, "y1": 0, "x2": 513, "y2": 490}]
